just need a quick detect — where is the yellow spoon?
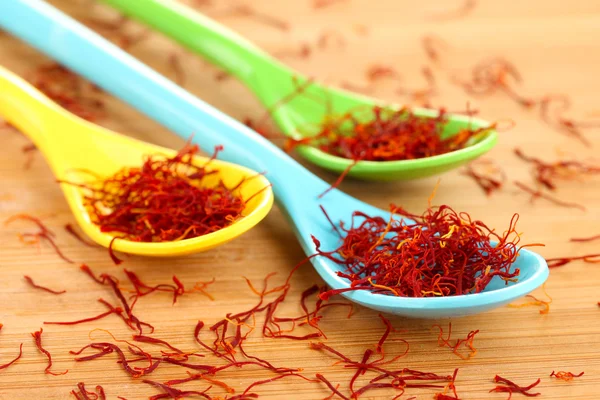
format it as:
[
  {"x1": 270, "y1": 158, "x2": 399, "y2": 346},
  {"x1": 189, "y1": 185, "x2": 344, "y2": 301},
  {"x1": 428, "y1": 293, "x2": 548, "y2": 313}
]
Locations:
[{"x1": 0, "y1": 65, "x2": 274, "y2": 257}]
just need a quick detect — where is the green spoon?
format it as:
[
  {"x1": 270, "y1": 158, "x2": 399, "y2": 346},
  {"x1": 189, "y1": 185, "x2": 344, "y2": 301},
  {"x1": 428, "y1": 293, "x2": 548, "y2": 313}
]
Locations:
[{"x1": 101, "y1": 0, "x2": 497, "y2": 181}]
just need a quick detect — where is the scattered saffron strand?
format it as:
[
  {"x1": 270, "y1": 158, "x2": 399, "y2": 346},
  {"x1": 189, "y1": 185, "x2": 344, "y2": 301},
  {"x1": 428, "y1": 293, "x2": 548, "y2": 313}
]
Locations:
[
  {"x1": 214, "y1": 71, "x2": 231, "y2": 82},
  {"x1": 366, "y1": 65, "x2": 399, "y2": 81},
  {"x1": 27, "y1": 63, "x2": 106, "y2": 122},
  {"x1": 0, "y1": 343, "x2": 23, "y2": 371},
  {"x1": 168, "y1": 52, "x2": 186, "y2": 86},
  {"x1": 241, "y1": 373, "x2": 317, "y2": 396},
  {"x1": 454, "y1": 58, "x2": 536, "y2": 109},
  {"x1": 132, "y1": 334, "x2": 186, "y2": 354},
  {"x1": 550, "y1": 370, "x2": 584, "y2": 381},
  {"x1": 432, "y1": 323, "x2": 479, "y2": 359},
  {"x1": 273, "y1": 43, "x2": 312, "y2": 59},
  {"x1": 142, "y1": 379, "x2": 212, "y2": 399},
  {"x1": 108, "y1": 237, "x2": 124, "y2": 266},
  {"x1": 22, "y1": 143, "x2": 37, "y2": 169},
  {"x1": 80, "y1": 265, "x2": 154, "y2": 334},
  {"x1": 353, "y1": 24, "x2": 369, "y2": 36},
  {"x1": 252, "y1": 78, "x2": 315, "y2": 131},
  {"x1": 71, "y1": 382, "x2": 107, "y2": 400},
  {"x1": 508, "y1": 283, "x2": 552, "y2": 314},
  {"x1": 372, "y1": 314, "x2": 410, "y2": 364},
  {"x1": 513, "y1": 181, "x2": 586, "y2": 211},
  {"x1": 545, "y1": 254, "x2": 600, "y2": 268},
  {"x1": 318, "y1": 160, "x2": 358, "y2": 199},
  {"x1": 322, "y1": 383, "x2": 342, "y2": 400},
  {"x1": 31, "y1": 328, "x2": 68, "y2": 376},
  {"x1": 64, "y1": 223, "x2": 97, "y2": 247},
  {"x1": 489, "y1": 375, "x2": 541, "y2": 398},
  {"x1": 571, "y1": 234, "x2": 600, "y2": 242},
  {"x1": 539, "y1": 94, "x2": 599, "y2": 145},
  {"x1": 462, "y1": 159, "x2": 506, "y2": 196},
  {"x1": 23, "y1": 275, "x2": 66, "y2": 295},
  {"x1": 217, "y1": 4, "x2": 289, "y2": 31},
  {"x1": 427, "y1": 0, "x2": 477, "y2": 20},
  {"x1": 434, "y1": 394, "x2": 461, "y2": 400},
  {"x1": 85, "y1": 15, "x2": 150, "y2": 50},
  {"x1": 44, "y1": 299, "x2": 123, "y2": 325},
  {"x1": 124, "y1": 268, "x2": 186, "y2": 305},
  {"x1": 71, "y1": 340, "x2": 154, "y2": 378},
  {"x1": 339, "y1": 81, "x2": 373, "y2": 95},
  {"x1": 4, "y1": 214, "x2": 75, "y2": 263},
  {"x1": 165, "y1": 372, "x2": 234, "y2": 393},
  {"x1": 320, "y1": 205, "x2": 342, "y2": 238},
  {"x1": 514, "y1": 148, "x2": 600, "y2": 190},
  {"x1": 316, "y1": 374, "x2": 350, "y2": 400},
  {"x1": 317, "y1": 30, "x2": 346, "y2": 49},
  {"x1": 192, "y1": 278, "x2": 216, "y2": 301},
  {"x1": 422, "y1": 34, "x2": 450, "y2": 64},
  {"x1": 313, "y1": 0, "x2": 348, "y2": 9}
]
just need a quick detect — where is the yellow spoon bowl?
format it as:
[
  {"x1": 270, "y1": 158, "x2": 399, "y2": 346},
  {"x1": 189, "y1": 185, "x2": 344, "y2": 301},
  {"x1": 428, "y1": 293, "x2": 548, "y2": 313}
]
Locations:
[{"x1": 0, "y1": 65, "x2": 274, "y2": 257}]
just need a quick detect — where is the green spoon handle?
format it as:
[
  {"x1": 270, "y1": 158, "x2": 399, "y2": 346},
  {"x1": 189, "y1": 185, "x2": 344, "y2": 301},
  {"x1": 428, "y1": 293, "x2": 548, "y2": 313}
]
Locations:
[{"x1": 102, "y1": 0, "x2": 285, "y2": 88}]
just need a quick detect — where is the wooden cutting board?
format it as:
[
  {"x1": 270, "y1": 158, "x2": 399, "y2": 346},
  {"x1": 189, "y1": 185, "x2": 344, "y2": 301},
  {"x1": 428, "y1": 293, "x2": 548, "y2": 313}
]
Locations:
[{"x1": 1, "y1": 0, "x2": 599, "y2": 398}]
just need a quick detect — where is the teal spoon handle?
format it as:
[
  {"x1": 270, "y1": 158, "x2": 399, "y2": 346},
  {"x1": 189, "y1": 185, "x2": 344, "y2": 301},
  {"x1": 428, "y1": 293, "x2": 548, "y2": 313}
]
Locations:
[{"x1": 0, "y1": 0, "x2": 329, "y2": 204}]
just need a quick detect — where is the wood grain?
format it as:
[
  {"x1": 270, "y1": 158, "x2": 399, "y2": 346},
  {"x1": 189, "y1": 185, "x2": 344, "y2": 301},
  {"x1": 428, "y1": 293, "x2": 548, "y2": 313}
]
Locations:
[{"x1": 1, "y1": 0, "x2": 599, "y2": 398}]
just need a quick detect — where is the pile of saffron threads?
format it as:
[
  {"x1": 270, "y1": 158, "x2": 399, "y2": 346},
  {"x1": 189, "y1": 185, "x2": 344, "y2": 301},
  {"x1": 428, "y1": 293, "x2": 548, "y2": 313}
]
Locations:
[
  {"x1": 289, "y1": 106, "x2": 490, "y2": 163},
  {"x1": 64, "y1": 143, "x2": 251, "y2": 262},
  {"x1": 317, "y1": 204, "x2": 533, "y2": 299}
]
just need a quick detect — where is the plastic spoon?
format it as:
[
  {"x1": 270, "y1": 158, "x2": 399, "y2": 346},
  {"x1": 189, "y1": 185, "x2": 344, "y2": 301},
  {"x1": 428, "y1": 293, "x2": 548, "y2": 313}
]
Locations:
[
  {"x1": 0, "y1": 64, "x2": 273, "y2": 257},
  {"x1": 101, "y1": 0, "x2": 497, "y2": 181},
  {"x1": 0, "y1": 0, "x2": 547, "y2": 317}
]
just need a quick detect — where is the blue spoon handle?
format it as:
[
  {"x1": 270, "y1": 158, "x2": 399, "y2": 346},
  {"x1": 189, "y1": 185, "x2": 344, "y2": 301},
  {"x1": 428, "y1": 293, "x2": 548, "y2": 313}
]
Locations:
[{"x1": 0, "y1": 0, "x2": 328, "y2": 205}]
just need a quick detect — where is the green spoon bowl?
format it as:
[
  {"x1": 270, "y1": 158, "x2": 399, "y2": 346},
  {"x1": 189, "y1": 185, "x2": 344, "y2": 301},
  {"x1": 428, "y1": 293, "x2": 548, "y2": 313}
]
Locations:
[{"x1": 102, "y1": 0, "x2": 497, "y2": 180}]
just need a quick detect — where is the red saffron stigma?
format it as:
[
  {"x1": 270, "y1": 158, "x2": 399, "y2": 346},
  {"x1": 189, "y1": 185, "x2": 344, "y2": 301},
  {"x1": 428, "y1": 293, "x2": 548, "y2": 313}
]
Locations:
[
  {"x1": 24, "y1": 275, "x2": 66, "y2": 295},
  {"x1": 31, "y1": 328, "x2": 68, "y2": 376}
]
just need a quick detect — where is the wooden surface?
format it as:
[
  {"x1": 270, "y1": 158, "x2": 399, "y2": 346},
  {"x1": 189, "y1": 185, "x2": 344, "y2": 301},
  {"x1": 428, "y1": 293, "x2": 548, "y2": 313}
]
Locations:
[{"x1": 1, "y1": 0, "x2": 600, "y2": 398}]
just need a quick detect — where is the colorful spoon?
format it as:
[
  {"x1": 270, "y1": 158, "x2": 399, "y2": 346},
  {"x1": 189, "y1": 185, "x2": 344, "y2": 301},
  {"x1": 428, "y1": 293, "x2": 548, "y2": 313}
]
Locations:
[
  {"x1": 100, "y1": 0, "x2": 497, "y2": 181},
  {"x1": 0, "y1": 64, "x2": 273, "y2": 257},
  {"x1": 0, "y1": 0, "x2": 548, "y2": 317}
]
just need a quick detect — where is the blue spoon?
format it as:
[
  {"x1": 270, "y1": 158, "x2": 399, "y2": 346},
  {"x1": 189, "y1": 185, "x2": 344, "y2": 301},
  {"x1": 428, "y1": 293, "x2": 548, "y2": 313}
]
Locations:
[{"x1": 0, "y1": 0, "x2": 548, "y2": 318}]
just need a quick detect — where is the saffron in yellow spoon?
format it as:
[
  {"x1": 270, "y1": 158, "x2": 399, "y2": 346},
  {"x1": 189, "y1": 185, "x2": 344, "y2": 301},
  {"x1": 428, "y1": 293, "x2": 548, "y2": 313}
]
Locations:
[{"x1": 0, "y1": 65, "x2": 273, "y2": 257}]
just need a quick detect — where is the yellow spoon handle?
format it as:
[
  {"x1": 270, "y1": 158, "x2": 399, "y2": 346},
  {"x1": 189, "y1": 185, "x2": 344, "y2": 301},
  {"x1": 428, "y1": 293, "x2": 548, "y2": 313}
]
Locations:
[{"x1": 0, "y1": 65, "x2": 75, "y2": 154}]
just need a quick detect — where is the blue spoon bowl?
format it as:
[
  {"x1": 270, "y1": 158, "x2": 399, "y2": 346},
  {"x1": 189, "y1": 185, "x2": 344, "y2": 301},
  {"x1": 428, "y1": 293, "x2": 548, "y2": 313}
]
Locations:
[{"x1": 0, "y1": 0, "x2": 549, "y2": 318}]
